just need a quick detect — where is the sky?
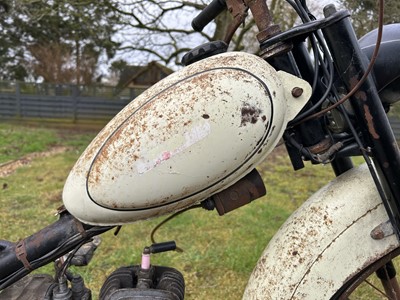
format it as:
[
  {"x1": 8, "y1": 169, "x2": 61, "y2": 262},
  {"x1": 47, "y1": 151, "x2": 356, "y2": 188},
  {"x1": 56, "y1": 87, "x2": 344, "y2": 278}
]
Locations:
[{"x1": 102, "y1": 0, "x2": 343, "y2": 82}]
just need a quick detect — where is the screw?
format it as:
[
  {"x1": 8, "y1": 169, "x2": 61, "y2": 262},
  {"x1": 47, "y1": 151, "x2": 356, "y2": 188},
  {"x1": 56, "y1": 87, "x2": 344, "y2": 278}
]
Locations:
[{"x1": 291, "y1": 87, "x2": 303, "y2": 98}]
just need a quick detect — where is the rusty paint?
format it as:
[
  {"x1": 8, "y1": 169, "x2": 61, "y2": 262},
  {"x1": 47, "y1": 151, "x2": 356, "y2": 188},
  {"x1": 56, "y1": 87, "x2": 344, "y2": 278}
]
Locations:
[
  {"x1": 355, "y1": 89, "x2": 367, "y2": 101},
  {"x1": 308, "y1": 138, "x2": 332, "y2": 154},
  {"x1": 212, "y1": 169, "x2": 266, "y2": 215},
  {"x1": 363, "y1": 104, "x2": 380, "y2": 139},
  {"x1": 349, "y1": 75, "x2": 368, "y2": 101},
  {"x1": 241, "y1": 103, "x2": 262, "y2": 126}
]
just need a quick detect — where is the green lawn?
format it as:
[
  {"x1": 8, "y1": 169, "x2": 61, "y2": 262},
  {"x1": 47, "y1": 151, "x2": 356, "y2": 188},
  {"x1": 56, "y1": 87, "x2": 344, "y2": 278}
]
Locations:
[{"x1": 0, "y1": 123, "x2": 366, "y2": 299}]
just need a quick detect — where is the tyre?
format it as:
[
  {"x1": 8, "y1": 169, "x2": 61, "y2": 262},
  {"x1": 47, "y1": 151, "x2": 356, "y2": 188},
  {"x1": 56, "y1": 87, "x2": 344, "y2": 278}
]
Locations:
[{"x1": 332, "y1": 248, "x2": 400, "y2": 299}]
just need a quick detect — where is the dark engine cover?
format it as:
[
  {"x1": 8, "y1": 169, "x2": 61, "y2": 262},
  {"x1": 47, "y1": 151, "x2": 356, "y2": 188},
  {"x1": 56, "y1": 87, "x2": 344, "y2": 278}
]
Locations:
[{"x1": 99, "y1": 265, "x2": 185, "y2": 300}]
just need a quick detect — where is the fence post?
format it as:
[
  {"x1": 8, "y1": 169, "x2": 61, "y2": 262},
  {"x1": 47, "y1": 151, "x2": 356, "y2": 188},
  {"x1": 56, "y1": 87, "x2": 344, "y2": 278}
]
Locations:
[
  {"x1": 15, "y1": 82, "x2": 21, "y2": 118},
  {"x1": 130, "y1": 88, "x2": 136, "y2": 101},
  {"x1": 72, "y1": 85, "x2": 78, "y2": 123}
]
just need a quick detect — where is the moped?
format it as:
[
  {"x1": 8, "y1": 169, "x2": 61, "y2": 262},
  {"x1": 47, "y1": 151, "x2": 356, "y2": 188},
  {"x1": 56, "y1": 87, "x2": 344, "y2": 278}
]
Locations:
[{"x1": 1, "y1": 0, "x2": 400, "y2": 298}]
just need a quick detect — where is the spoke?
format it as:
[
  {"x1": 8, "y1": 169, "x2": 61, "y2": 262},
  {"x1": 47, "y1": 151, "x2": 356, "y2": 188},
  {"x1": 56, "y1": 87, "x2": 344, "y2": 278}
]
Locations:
[{"x1": 365, "y1": 279, "x2": 389, "y2": 298}]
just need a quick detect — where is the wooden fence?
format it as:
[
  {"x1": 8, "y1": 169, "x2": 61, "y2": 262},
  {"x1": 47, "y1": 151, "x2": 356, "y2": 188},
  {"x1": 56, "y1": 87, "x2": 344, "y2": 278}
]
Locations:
[
  {"x1": 0, "y1": 81, "x2": 147, "y2": 126},
  {"x1": 1, "y1": 81, "x2": 400, "y2": 138},
  {"x1": 389, "y1": 116, "x2": 400, "y2": 139}
]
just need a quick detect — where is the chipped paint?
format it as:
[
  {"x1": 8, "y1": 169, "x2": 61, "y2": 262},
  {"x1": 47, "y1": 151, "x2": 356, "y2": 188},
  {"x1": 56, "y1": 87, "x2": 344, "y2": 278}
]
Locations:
[{"x1": 241, "y1": 102, "x2": 263, "y2": 126}]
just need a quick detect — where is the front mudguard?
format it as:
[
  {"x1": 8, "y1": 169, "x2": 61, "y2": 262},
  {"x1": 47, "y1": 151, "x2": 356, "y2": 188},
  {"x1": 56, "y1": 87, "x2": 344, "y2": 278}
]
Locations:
[{"x1": 244, "y1": 163, "x2": 400, "y2": 299}]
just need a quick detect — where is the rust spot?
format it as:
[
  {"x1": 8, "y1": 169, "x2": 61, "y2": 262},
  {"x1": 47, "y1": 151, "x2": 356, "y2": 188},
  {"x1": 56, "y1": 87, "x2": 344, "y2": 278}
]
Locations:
[
  {"x1": 323, "y1": 214, "x2": 333, "y2": 225},
  {"x1": 190, "y1": 72, "x2": 214, "y2": 91},
  {"x1": 356, "y1": 90, "x2": 367, "y2": 101},
  {"x1": 363, "y1": 104, "x2": 380, "y2": 139},
  {"x1": 241, "y1": 103, "x2": 262, "y2": 126},
  {"x1": 349, "y1": 75, "x2": 367, "y2": 101}
]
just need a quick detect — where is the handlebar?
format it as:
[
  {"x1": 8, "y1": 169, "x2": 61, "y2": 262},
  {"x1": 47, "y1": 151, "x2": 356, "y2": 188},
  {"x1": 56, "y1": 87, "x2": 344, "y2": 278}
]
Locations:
[{"x1": 192, "y1": 0, "x2": 227, "y2": 32}]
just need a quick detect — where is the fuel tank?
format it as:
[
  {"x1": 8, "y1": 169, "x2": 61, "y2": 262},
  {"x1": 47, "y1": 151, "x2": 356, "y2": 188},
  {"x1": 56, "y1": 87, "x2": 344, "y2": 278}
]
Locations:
[{"x1": 62, "y1": 52, "x2": 311, "y2": 226}]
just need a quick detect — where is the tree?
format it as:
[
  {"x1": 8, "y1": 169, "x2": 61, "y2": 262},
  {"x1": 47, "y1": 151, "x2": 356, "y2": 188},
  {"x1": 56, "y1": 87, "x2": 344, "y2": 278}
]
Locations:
[
  {"x1": 339, "y1": 0, "x2": 400, "y2": 37},
  {"x1": 111, "y1": 0, "x2": 310, "y2": 68},
  {"x1": 0, "y1": 0, "x2": 120, "y2": 83}
]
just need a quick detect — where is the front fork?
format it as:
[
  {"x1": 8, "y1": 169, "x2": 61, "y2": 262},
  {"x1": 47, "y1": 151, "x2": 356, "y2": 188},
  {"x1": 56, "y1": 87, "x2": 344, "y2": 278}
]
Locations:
[
  {"x1": 321, "y1": 5, "x2": 400, "y2": 239},
  {"x1": 316, "y1": 4, "x2": 400, "y2": 298},
  {"x1": 256, "y1": 2, "x2": 400, "y2": 296}
]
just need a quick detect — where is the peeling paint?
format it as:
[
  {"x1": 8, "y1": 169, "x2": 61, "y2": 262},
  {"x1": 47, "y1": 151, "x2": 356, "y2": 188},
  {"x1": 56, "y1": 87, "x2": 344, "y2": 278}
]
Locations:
[{"x1": 136, "y1": 122, "x2": 211, "y2": 174}]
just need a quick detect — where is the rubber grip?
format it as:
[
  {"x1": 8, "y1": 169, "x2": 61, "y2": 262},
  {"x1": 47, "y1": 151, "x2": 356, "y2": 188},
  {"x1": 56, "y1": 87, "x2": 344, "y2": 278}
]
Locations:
[
  {"x1": 150, "y1": 241, "x2": 177, "y2": 253},
  {"x1": 191, "y1": 0, "x2": 227, "y2": 32}
]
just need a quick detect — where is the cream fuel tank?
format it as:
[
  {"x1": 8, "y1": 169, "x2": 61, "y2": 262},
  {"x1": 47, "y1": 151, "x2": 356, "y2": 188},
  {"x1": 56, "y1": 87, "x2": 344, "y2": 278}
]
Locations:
[{"x1": 62, "y1": 52, "x2": 311, "y2": 226}]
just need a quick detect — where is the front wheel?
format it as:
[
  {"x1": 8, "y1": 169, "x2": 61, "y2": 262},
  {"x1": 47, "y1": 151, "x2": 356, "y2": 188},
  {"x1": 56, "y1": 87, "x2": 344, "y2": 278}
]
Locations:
[
  {"x1": 333, "y1": 249, "x2": 400, "y2": 299},
  {"x1": 243, "y1": 164, "x2": 400, "y2": 299}
]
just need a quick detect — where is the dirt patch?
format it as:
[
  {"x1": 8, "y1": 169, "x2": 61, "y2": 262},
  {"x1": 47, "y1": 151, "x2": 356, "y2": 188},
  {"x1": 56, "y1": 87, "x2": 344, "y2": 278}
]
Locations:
[{"x1": 0, "y1": 146, "x2": 69, "y2": 178}]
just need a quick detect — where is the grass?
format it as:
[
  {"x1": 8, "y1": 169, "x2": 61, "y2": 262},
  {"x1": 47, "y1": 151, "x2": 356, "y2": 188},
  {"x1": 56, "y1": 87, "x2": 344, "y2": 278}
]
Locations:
[
  {"x1": 0, "y1": 123, "x2": 59, "y2": 162},
  {"x1": 0, "y1": 123, "x2": 383, "y2": 299},
  {"x1": 0, "y1": 122, "x2": 97, "y2": 163}
]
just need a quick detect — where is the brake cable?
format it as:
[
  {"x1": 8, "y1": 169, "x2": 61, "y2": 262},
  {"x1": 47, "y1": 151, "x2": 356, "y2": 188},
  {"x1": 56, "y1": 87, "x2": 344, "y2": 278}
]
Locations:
[{"x1": 294, "y1": 0, "x2": 384, "y2": 125}]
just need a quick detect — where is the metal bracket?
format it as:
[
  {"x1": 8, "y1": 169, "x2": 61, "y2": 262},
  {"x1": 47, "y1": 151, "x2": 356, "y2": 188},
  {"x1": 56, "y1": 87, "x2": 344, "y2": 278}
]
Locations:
[{"x1": 15, "y1": 240, "x2": 32, "y2": 271}]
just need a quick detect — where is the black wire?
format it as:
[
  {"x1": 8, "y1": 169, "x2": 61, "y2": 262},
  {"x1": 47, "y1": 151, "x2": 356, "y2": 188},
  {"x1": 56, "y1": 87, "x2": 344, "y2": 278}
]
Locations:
[
  {"x1": 289, "y1": 55, "x2": 333, "y2": 123},
  {"x1": 294, "y1": 0, "x2": 312, "y2": 22},
  {"x1": 57, "y1": 239, "x2": 91, "y2": 281},
  {"x1": 290, "y1": 57, "x2": 334, "y2": 125},
  {"x1": 283, "y1": 0, "x2": 338, "y2": 125},
  {"x1": 283, "y1": 131, "x2": 319, "y2": 162},
  {"x1": 298, "y1": 0, "x2": 384, "y2": 123},
  {"x1": 0, "y1": 233, "x2": 83, "y2": 289},
  {"x1": 150, "y1": 205, "x2": 202, "y2": 253},
  {"x1": 0, "y1": 226, "x2": 113, "y2": 290},
  {"x1": 286, "y1": 0, "x2": 302, "y2": 17}
]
